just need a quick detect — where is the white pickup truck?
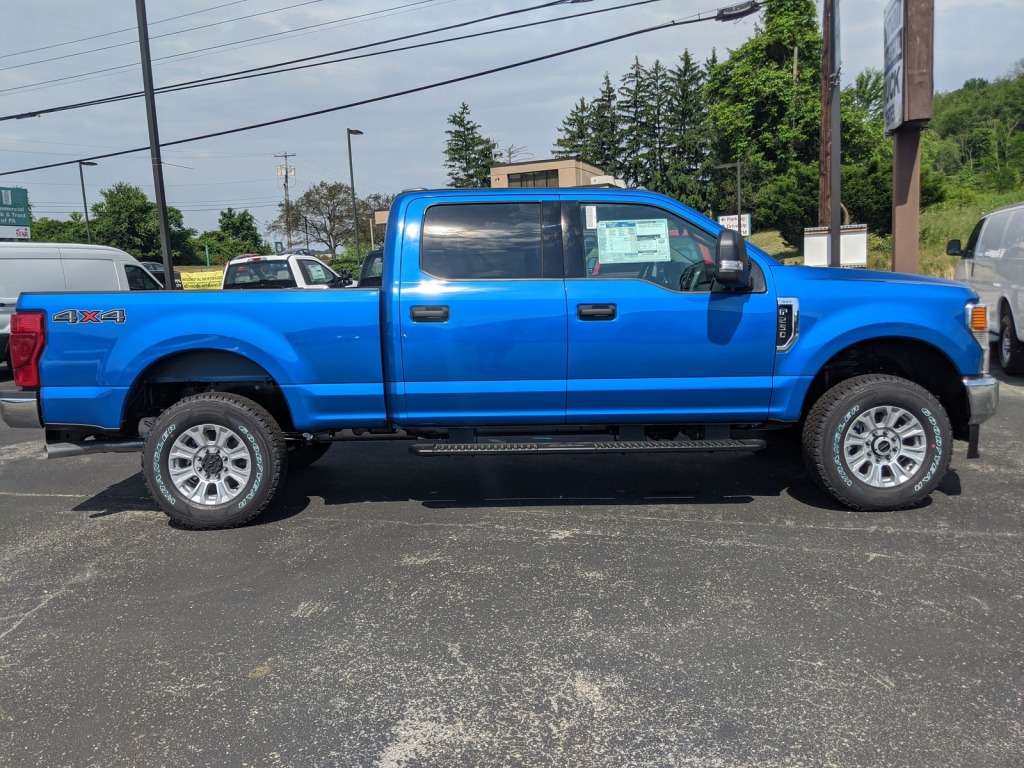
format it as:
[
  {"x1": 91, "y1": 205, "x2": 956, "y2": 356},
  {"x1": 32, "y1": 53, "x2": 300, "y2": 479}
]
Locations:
[{"x1": 221, "y1": 252, "x2": 352, "y2": 290}]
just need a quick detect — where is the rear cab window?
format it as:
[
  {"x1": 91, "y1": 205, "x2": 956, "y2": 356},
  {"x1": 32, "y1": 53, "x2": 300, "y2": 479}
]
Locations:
[{"x1": 224, "y1": 260, "x2": 297, "y2": 288}]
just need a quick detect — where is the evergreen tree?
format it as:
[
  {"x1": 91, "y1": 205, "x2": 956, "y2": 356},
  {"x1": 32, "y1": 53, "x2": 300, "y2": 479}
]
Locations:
[
  {"x1": 662, "y1": 50, "x2": 710, "y2": 209},
  {"x1": 617, "y1": 58, "x2": 650, "y2": 187},
  {"x1": 443, "y1": 102, "x2": 498, "y2": 188},
  {"x1": 590, "y1": 73, "x2": 622, "y2": 177},
  {"x1": 554, "y1": 97, "x2": 595, "y2": 159}
]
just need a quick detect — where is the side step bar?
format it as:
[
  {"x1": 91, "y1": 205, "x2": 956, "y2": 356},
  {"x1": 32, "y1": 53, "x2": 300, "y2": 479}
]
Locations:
[
  {"x1": 46, "y1": 439, "x2": 145, "y2": 458},
  {"x1": 410, "y1": 439, "x2": 765, "y2": 456}
]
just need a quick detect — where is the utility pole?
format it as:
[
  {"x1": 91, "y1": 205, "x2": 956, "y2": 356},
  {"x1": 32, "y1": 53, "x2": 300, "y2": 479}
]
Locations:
[
  {"x1": 276, "y1": 152, "x2": 295, "y2": 249},
  {"x1": 818, "y1": 0, "x2": 842, "y2": 267},
  {"x1": 135, "y1": 0, "x2": 176, "y2": 289}
]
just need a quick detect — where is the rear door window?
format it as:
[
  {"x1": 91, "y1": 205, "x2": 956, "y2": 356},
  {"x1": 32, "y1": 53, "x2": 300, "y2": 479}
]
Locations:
[{"x1": 420, "y1": 202, "x2": 546, "y2": 280}]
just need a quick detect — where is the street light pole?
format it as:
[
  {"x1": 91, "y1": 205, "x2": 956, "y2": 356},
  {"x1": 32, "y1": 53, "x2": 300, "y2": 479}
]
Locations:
[
  {"x1": 78, "y1": 161, "x2": 98, "y2": 244},
  {"x1": 346, "y1": 128, "x2": 363, "y2": 259}
]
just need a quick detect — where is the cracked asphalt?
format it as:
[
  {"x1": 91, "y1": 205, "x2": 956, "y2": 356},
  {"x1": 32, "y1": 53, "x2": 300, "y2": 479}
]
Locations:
[{"x1": 1, "y1": 367, "x2": 1022, "y2": 767}]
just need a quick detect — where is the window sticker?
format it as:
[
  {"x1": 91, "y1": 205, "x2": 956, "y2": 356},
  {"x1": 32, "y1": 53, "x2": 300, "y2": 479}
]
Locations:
[
  {"x1": 596, "y1": 219, "x2": 671, "y2": 263},
  {"x1": 585, "y1": 205, "x2": 598, "y2": 230}
]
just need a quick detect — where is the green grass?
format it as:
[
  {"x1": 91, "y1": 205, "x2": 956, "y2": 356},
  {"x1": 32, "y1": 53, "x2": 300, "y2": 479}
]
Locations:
[{"x1": 753, "y1": 188, "x2": 1024, "y2": 278}]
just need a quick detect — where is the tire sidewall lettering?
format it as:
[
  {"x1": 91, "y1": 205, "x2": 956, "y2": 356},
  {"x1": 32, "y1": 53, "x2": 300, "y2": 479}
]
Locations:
[
  {"x1": 151, "y1": 423, "x2": 178, "y2": 507},
  {"x1": 236, "y1": 424, "x2": 264, "y2": 510},
  {"x1": 832, "y1": 404, "x2": 859, "y2": 487}
]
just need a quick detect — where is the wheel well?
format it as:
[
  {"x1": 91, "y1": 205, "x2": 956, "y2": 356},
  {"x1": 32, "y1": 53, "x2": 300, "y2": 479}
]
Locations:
[
  {"x1": 803, "y1": 339, "x2": 970, "y2": 440},
  {"x1": 122, "y1": 349, "x2": 296, "y2": 436}
]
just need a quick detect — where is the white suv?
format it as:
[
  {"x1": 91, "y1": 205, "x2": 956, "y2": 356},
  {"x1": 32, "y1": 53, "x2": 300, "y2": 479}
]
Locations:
[{"x1": 950, "y1": 201, "x2": 1024, "y2": 374}]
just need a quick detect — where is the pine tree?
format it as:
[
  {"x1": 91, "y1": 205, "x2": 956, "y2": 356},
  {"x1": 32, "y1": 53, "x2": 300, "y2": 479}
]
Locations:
[
  {"x1": 662, "y1": 50, "x2": 711, "y2": 210},
  {"x1": 617, "y1": 58, "x2": 650, "y2": 187},
  {"x1": 443, "y1": 103, "x2": 498, "y2": 188},
  {"x1": 590, "y1": 73, "x2": 621, "y2": 177},
  {"x1": 554, "y1": 98, "x2": 595, "y2": 159}
]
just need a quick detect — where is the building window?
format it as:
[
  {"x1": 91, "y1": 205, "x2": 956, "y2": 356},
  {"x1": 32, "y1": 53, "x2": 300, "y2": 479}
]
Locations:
[{"x1": 507, "y1": 169, "x2": 559, "y2": 188}]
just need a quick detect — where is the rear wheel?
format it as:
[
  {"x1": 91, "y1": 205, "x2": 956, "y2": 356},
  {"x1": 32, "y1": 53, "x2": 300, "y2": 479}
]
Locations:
[
  {"x1": 999, "y1": 312, "x2": 1024, "y2": 375},
  {"x1": 142, "y1": 392, "x2": 286, "y2": 529},
  {"x1": 802, "y1": 374, "x2": 951, "y2": 511}
]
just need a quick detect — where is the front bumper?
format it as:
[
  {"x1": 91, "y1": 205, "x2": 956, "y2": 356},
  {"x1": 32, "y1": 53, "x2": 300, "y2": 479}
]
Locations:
[
  {"x1": 964, "y1": 375, "x2": 999, "y2": 425},
  {"x1": 0, "y1": 389, "x2": 41, "y2": 429}
]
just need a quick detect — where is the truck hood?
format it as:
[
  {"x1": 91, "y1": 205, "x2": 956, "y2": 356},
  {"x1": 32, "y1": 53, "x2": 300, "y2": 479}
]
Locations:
[{"x1": 770, "y1": 264, "x2": 973, "y2": 293}]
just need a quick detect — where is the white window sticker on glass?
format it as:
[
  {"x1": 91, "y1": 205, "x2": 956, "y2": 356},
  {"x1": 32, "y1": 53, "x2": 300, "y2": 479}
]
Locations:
[
  {"x1": 596, "y1": 219, "x2": 671, "y2": 263},
  {"x1": 585, "y1": 205, "x2": 598, "y2": 230}
]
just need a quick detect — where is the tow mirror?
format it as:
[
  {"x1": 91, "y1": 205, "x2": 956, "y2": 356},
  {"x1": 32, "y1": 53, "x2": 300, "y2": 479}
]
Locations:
[
  {"x1": 715, "y1": 228, "x2": 750, "y2": 288},
  {"x1": 946, "y1": 239, "x2": 964, "y2": 257}
]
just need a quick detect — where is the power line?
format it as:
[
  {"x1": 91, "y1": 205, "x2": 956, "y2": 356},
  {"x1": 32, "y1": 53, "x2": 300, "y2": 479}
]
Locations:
[
  {"x1": 0, "y1": 0, "x2": 454, "y2": 89},
  {"x1": 0, "y1": 6, "x2": 749, "y2": 179},
  {"x1": 0, "y1": 0, "x2": 660, "y2": 119},
  {"x1": 0, "y1": 1, "x2": 324, "y2": 71},
  {"x1": 0, "y1": 0, "x2": 251, "y2": 60}
]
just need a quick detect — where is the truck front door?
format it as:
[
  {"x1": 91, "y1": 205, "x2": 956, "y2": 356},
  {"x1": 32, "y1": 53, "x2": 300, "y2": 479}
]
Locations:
[
  {"x1": 393, "y1": 199, "x2": 567, "y2": 426},
  {"x1": 563, "y1": 200, "x2": 777, "y2": 424}
]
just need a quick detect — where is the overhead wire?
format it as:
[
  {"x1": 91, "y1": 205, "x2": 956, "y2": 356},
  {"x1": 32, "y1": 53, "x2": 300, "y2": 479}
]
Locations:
[
  {"x1": 0, "y1": 0, "x2": 251, "y2": 60},
  {"x1": 0, "y1": 0, "x2": 456, "y2": 90},
  {"x1": 0, "y1": 0, "x2": 663, "y2": 118},
  {"x1": 0, "y1": 5, "x2": 748, "y2": 178}
]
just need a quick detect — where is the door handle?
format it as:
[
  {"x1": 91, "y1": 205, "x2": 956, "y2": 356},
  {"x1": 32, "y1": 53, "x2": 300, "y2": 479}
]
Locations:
[
  {"x1": 410, "y1": 305, "x2": 450, "y2": 322},
  {"x1": 577, "y1": 303, "x2": 616, "y2": 320}
]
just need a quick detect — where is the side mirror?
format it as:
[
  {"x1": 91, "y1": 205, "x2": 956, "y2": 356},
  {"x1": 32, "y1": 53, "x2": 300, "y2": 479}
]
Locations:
[
  {"x1": 946, "y1": 239, "x2": 965, "y2": 257},
  {"x1": 714, "y1": 228, "x2": 750, "y2": 289}
]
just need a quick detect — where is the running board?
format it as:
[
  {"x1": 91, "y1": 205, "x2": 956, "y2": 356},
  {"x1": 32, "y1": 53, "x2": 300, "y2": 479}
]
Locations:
[{"x1": 410, "y1": 439, "x2": 765, "y2": 456}]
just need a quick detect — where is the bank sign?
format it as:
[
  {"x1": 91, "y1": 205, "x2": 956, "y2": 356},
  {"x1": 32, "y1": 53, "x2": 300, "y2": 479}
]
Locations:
[
  {"x1": 0, "y1": 187, "x2": 31, "y2": 239},
  {"x1": 883, "y1": 0, "x2": 904, "y2": 134}
]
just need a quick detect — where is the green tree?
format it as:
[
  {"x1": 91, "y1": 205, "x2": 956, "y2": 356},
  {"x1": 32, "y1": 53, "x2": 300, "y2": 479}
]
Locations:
[
  {"x1": 218, "y1": 208, "x2": 264, "y2": 252},
  {"x1": 90, "y1": 183, "x2": 198, "y2": 264},
  {"x1": 661, "y1": 50, "x2": 712, "y2": 211},
  {"x1": 553, "y1": 97, "x2": 595, "y2": 159},
  {"x1": 266, "y1": 181, "x2": 348, "y2": 256},
  {"x1": 443, "y1": 102, "x2": 497, "y2": 188},
  {"x1": 704, "y1": 0, "x2": 821, "y2": 174},
  {"x1": 30, "y1": 213, "x2": 89, "y2": 243}
]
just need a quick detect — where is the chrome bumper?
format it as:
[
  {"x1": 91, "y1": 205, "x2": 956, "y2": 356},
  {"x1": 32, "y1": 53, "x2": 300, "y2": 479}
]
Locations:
[
  {"x1": 963, "y1": 375, "x2": 999, "y2": 425},
  {"x1": 0, "y1": 389, "x2": 42, "y2": 429}
]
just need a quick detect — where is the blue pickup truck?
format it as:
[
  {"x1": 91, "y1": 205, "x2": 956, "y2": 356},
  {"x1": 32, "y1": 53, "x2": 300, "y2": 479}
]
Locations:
[{"x1": 1, "y1": 188, "x2": 999, "y2": 528}]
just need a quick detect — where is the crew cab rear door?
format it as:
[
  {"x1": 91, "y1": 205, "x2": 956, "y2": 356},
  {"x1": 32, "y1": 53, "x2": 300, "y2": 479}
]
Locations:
[
  {"x1": 563, "y1": 200, "x2": 777, "y2": 423},
  {"x1": 391, "y1": 197, "x2": 567, "y2": 425}
]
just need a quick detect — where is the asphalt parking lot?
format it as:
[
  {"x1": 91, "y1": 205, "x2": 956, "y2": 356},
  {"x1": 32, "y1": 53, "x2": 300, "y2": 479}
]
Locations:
[{"x1": 1, "y1": 367, "x2": 1022, "y2": 767}]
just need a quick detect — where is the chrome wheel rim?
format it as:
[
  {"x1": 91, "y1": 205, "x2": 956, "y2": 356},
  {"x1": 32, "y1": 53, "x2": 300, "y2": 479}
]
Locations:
[
  {"x1": 1001, "y1": 328, "x2": 1012, "y2": 367},
  {"x1": 843, "y1": 405, "x2": 927, "y2": 488},
  {"x1": 167, "y1": 423, "x2": 252, "y2": 505}
]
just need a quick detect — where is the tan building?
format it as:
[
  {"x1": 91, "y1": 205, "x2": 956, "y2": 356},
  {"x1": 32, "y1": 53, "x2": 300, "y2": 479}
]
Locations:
[{"x1": 489, "y1": 158, "x2": 624, "y2": 189}]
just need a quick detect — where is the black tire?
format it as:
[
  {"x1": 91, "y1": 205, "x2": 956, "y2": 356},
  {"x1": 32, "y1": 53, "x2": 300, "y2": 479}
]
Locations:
[
  {"x1": 287, "y1": 441, "x2": 331, "y2": 470},
  {"x1": 802, "y1": 374, "x2": 951, "y2": 511},
  {"x1": 142, "y1": 392, "x2": 287, "y2": 529},
  {"x1": 998, "y1": 312, "x2": 1024, "y2": 375}
]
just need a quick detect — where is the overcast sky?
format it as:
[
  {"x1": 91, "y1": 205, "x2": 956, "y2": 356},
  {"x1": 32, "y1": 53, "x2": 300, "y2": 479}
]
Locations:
[{"x1": 1, "y1": 0, "x2": 1021, "y2": 239}]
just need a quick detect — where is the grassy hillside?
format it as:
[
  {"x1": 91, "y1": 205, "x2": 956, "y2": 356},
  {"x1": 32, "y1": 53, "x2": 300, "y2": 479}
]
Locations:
[{"x1": 752, "y1": 189, "x2": 1023, "y2": 278}]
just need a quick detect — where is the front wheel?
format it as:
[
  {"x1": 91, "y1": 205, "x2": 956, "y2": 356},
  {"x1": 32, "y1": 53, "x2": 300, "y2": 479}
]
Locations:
[
  {"x1": 802, "y1": 375, "x2": 951, "y2": 511},
  {"x1": 142, "y1": 392, "x2": 287, "y2": 529},
  {"x1": 999, "y1": 312, "x2": 1024, "y2": 375}
]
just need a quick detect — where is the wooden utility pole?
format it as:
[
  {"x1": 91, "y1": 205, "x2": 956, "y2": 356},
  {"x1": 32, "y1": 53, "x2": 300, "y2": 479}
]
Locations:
[
  {"x1": 818, "y1": 0, "x2": 842, "y2": 267},
  {"x1": 276, "y1": 152, "x2": 295, "y2": 248}
]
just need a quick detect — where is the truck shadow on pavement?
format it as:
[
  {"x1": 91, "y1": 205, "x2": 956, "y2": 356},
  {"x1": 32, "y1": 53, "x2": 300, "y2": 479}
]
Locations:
[{"x1": 72, "y1": 442, "x2": 960, "y2": 527}]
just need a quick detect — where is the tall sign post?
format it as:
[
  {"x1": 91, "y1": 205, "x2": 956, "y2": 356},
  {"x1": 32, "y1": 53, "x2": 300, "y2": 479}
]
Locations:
[{"x1": 885, "y1": 0, "x2": 933, "y2": 274}]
